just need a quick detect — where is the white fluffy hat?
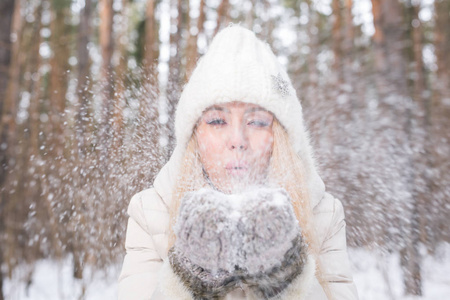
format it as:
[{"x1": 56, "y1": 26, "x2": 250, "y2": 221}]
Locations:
[
  {"x1": 157, "y1": 25, "x2": 325, "y2": 206},
  {"x1": 175, "y1": 24, "x2": 302, "y2": 152}
]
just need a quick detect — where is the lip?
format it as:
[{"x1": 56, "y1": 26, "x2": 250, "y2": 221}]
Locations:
[
  {"x1": 225, "y1": 161, "x2": 249, "y2": 169},
  {"x1": 225, "y1": 161, "x2": 249, "y2": 176}
]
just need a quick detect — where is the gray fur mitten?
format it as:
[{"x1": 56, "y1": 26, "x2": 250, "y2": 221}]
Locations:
[
  {"x1": 174, "y1": 188, "x2": 300, "y2": 273},
  {"x1": 168, "y1": 247, "x2": 241, "y2": 300},
  {"x1": 238, "y1": 188, "x2": 300, "y2": 274},
  {"x1": 238, "y1": 188, "x2": 307, "y2": 299},
  {"x1": 173, "y1": 188, "x2": 307, "y2": 299},
  {"x1": 243, "y1": 234, "x2": 308, "y2": 299},
  {"x1": 174, "y1": 189, "x2": 241, "y2": 273}
]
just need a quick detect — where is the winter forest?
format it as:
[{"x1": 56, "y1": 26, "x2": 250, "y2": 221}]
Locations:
[{"x1": 0, "y1": 0, "x2": 449, "y2": 299}]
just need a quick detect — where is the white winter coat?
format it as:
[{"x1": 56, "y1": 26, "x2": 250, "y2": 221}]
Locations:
[{"x1": 118, "y1": 158, "x2": 359, "y2": 300}]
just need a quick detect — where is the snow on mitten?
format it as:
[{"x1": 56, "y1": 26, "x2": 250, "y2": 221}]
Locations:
[
  {"x1": 168, "y1": 247, "x2": 241, "y2": 299},
  {"x1": 174, "y1": 188, "x2": 241, "y2": 273},
  {"x1": 238, "y1": 188, "x2": 300, "y2": 274}
]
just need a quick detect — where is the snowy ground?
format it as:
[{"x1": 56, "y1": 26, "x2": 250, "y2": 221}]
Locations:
[
  {"x1": 349, "y1": 243, "x2": 450, "y2": 300},
  {"x1": 3, "y1": 261, "x2": 120, "y2": 300},
  {"x1": 3, "y1": 243, "x2": 450, "y2": 299}
]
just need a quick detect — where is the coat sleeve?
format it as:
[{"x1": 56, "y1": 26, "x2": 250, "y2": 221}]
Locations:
[
  {"x1": 118, "y1": 193, "x2": 165, "y2": 300},
  {"x1": 318, "y1": 197, "x2": 359, "y2": 300}
]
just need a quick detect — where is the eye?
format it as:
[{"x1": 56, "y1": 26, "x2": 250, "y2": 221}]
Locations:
[
  {"x1": 248, "y1": 120, "x2": 270, "y2": 127},
  {"x1": 206, "y1": 118, "x2": 226, "y2": 125}
]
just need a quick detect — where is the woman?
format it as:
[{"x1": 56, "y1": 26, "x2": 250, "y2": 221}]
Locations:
[{"x1": 119, "y1": 25, "x2": 358, "y2": 300}]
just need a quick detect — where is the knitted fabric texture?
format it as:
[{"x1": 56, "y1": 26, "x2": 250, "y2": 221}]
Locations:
[
  {"x1": 173, "y1": 188, "x2": 300, "y2": 275},
  {"x1": 175, "y1": 25, "x2": 303, "y2": 153}
]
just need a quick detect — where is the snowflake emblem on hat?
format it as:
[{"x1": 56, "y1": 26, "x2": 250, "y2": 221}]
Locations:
[{"x1": 271, "y1": 73, "x2": 290, "y2": 98}]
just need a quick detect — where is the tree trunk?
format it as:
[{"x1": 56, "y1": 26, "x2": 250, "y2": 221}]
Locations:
[
  {"x1": 332, "y1": 0, "x2": 343, "y2": 83},
  {"x1": 99, "y1": 0, "x2": 115, "y2": 162},
  {"x1": 383, "y1": 0, "x2": 409, "y2": 96},
  {"x1": 47, "y1": 0, "x2": 75, "y2": 275},
  {"x1": 342, "y1": 0, "x2": 354, "y2": 85},
  {"x1": 343, "y1": 0, "x2": 361, "y2": 126},
  {"x1": 197, "y1": 0, "x2": 206, "y2": 43},
  {"x1": 245, "y1": 0, "x2": 256, "y2": 29},
  {"x1": 0, "y1": 251, "x2": 3, "y2": 300},
  {"x1": 434, "y1": 0, "x2": 450, "y2": 101},
  {"x1": 432, "y1": 0, "x2": 450, "y2": 247},
  {"x1": 142, "y1": 0, "x2": 160, "y2": 139},
  {"x1": 48, "y1": 1, "x2": 71, "y2": 158},
  {"x1": 0, "y1": 0, "x2": 15, "y2": 118},
  {"x1": 0, "y1": 0, "x2": 19, "y2": 187},
  {"x1": 26, "y1": 2, "x2": 45, "y2": 263},
  {"x1": 371, "y1": 0, "x2": 409, "y2": 96},
  {"x1": 71, "y1": 0, "x2": 94, "y2": 279},
  {"x1": 76, "y1": 0, "x2": 93, "y2": 155},
  {"x1": 214, "y1": 0, "x2": 229, "y2": 36},
  {"x1": 343, "y1": 0, "x2": 354, "y2": 50},
  {"x1": 305, "y1": 0, "x2": 319, "y2": 110},
  {"x1": 400, "y1": 207, "x2": 422, "y2": 296},
  {"x1": 144, "y1": 0, "x2": 158, "y2": 82},
  {"x1": 371, "y1": 0, "x2": 422, "y2": 295},
  {"x1": 407, "y1": 0, "x2": 432, "y2": 250},
  {"x1": 166, "y1": 0, "x2": 185, "y2": 154},
  {"x1": 2, "y1": 0, "x2": 22, "y2": 274},
  {"x1": 371, "y1": 0, "x2": 421, "y2": 295},
  {"x1": 409, "y1": 3, "x2": 425, "y2": 100},
  {"x1": 371, "y1": 0, "x2": 387, "y2": 86},
  {"x1": 0, "y1": 0, "x2": 16, "y2": 219},
  {"x1": 264, "y1": 0, "x2": 276, "y2": 45},
  {"x1": 0, "y1": 3, "x2": 19, "y2": 295},
  {"x1": 111, "y1": 0, "x2": 131, "y2": 150},
  {"x1": 16, "y1": 3, "x2": 45, "y2": 270},
  {"x1": 185, "y1": 0, "x2": 205, "y2": 79}
]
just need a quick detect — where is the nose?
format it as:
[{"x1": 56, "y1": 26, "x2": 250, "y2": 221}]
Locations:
[{"x1": 227, "y1": 124, "x2": 248, "y2": 151}]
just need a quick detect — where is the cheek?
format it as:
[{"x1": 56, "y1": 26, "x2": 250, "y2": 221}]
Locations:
[
  {"x1": 196, "y1": 128, "x2": 225, "y2": 167},
  {"x1": 251, "y1": 132, "x2": 274, "y2": 157},
  {"x1": 198, "y1": 133, "x2": 219, "y2": 155},
  {"x1": 249, "y1": 133, "x2": 273, "y2": 172}
]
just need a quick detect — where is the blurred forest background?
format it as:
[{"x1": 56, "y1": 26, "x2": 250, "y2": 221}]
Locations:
[{"x1": 0, "y1": 0, "x2": 449, "y2": 298}]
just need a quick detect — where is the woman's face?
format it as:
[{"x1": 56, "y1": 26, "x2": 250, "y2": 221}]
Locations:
[{"x1": 196, "y1": 102, "x2": 274, "y2": 193}]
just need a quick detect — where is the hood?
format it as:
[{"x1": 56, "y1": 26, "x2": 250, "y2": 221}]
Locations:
[{"x1": 153, "y1": 25, "x2": 325, "y2": 208}]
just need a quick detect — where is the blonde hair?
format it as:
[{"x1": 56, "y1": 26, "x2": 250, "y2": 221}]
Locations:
[
  {"x1": 168, "y1": 119, "x2": 332, "y2": 298},
  {"x1": 269, "y1": 120, "x2": 332, "y2": 298}
]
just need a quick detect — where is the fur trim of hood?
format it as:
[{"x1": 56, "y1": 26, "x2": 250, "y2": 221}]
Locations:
[{"x1": 154, "y1": 24, "x2": 325, "y2": 208}]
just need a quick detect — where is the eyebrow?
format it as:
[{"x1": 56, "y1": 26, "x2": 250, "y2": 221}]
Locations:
[
  {"x1": 204, "y1": 106, "x2": 269, "y2": 114},
  {"x1": 245, "y1": 107, "x2": 268, "y2": 113},
  {"x1": 204, "y1": 106, "x2": 229, "y2": 113}
]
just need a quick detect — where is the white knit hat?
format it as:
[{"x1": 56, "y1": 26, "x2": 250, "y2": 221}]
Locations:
[
  {"x1": 175, "y1": 25, "x2": 301, "y2": 152},
  {"x1": 156, "y1": 25, "x2": 325, "y2": 206}
]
